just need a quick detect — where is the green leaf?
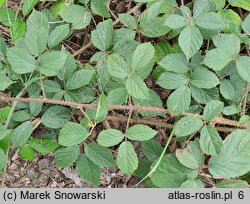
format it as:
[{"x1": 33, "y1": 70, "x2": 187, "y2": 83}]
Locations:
[
  {"x1": 60, "y1": 5, "x2": 91, "y2": 29},
  {"x1": 10, "y1": 19, "x2": 26, "y2": 41},
  {"x1": 228, "y1": 0, "x2": 250, "y2": 11},
  {"x1": 191, "y1": 86, "x2": 219, "y2": 104},
  {"x1": 11, "y1": 121, "x2": 33, "y2": 147},
  {"x1": 0, "y1": 124, "x2": 10, "y2": 140},
  {"x1": 126, "y1": 125, "x2": 157, "y2": 141},
  {"x1": 236, "y1": 56, "x2": 250, "y2": 82},
  {"x1": 203, "y1": 100, "x2": 224, "y2": 121},
  {"x1": 0, "y1": 107, "x2": 11, "y2": 123},
  {"x1": 132, "y1": 43, "x2": 155, "y2": 70},
  {"x1": 194, "y1": 12, "x2": 225, "y2": 30},
  {"x1": 90, "y1": 0, "x2": 110, "y2": 17},
  {"x1": 216, "y1": 180, "x2": 248, "y2": 188},
  {"x1": 66, "y1": 69, "x2": 94, "y2": 90},
  {"x1": 218, "y1": 9, "x2": 242, "y2": 33},
  {"x1": 55, "y1": 146, "x2": 80, "y2": 168},
  {"x1": 141, "y1": 139, "x2": 163, "y2": 161},
  {"x1": 157, "y1": 72, "x2": 188, "y2": 90},
  {"x1": 0, "y1": 8, "x2": 16, "y2": 26},
  {"x1": 38, "y1": 51, "x2": 68, "y2": 76},
  {"x1": 193, "y1": 0, "x2": 216, "y2": 17},
  {"x1": 12, "y1": 110, "x2": 31, "y2": 122},
  {"x1": 0, "y1": 71, "x2": 13, "y2": 91},
  {"x1": 41, "y1": 106, "x2": 71, "y2": 129},
  {"x1": 190, "y1": 68, "x2": 220, "y2": 89},
  {"x1": 180, "y1": 179, "x2": 204, "y2": 188},
  {"x1": 242, "y1": 13, "x2": 250, "y2": 35},
  {"x1": 209, "y1": 130, "x2": 250, "y2": 178},
  {"x1": 28, "y1": 139, "x2": 60, "y2": 154},
  {"x1": 107, "y1": 54, "x2": 130, "y2": 79},
  {"x1": 85, "y1": 143, "x2": 115, "y2": 167},
  {"x1": 91, "y1": 19, "x2": 113, "y2": 51},
  {"x1": 76, "y1": 155, "x2": 100, "y2": 186},
  {"x1": 48, "y1": 24, "x2": 70, "y2": 48},
  {"x1": 22, "y1": 0, "x2": 39, "y2": 16},
  {"x1": 175, "y1": 116, "x2": 203, "y2": 137},
  {"x1": 7, "y1": 47, "x2": 36, "y2": 74},
  {"x1": 200, "y1": 125, "x2": 223, "y2": 155},
  {"x1": 167, "y1": 85, "x2": 191, "y2": 115},
  {"x1": 165, "y1": 14, "x2": 187, "y2": 30},
  {"x1": 220, "y1": 79, "x2": 237, "y2": 100},
  {"x1": 58, "y1": 122, "x2": 88, "y2": 147},
  {"x1": 117, "y1": 141, "x2": 138, "y2": 175},
  {"x1": 158, "y1": 53, "x2": 189, "y2": 73},
  {"x1": 0, "y1": 148, "x2": 6, "y2": 173},
  {"x1": 106, "y1": 87, "x2": 128, "y2": 105},
  {"x1": 18, "y1": 146, "x2": 35, "y2": 161},
  {"x1": 97, "y1": 129, "x2": 124, "y2": 147},
  {"x1": 203, "y1": 48, "x2": 232, "y2": 71},
  {"x1": 28, "y1": 82, "x2": 43, "y2": 117},
  {"x1": 126, "y1": 74, "x2": 149, "y2": 100},
  {"x1": 95, "y1": 93, "x2": 108, "y2": 123},
  {"x1": 118, "y1": 13, "x2": 137, "y2": 30},
  {"x1": 151, "y1": 154, "x2": 196, "y2": 187},
  {"x1": 176, "y1": 139, "x2": 204, "y2": 169},
  {"x1": 178, "y1": 26, "x2": 203, "y2": 59},
  {"x1": 134, "y1": 159, "x2": 152, "y2": 179},
  {"x1": 24, "y1": 11, "x2": 49, "y2": 56}
]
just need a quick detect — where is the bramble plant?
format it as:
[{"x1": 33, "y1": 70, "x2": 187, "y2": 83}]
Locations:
[{"x1": 0, "y1": 0, "x2": 250, "y2": 188}]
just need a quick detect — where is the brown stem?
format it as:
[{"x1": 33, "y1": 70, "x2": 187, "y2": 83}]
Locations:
[
  {"x1": 72, "y1": 3, "x2": 142, "y2": 57},
  {"x1": 0, "y1": 96, "x2": 246, "y2": 130}
]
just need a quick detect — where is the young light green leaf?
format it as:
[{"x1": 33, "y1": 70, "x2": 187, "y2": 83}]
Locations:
[
  {"x1": 195, "y1": 12, "x2": 225, "y2": 30},
  {"x1": 7, "y1": 47, "x2": 36, "y2": 74},
  {"x1": 126, "y1": 125, "x2": 157, "y2": 141},
  {"x1": 85, "y1": 143, "x2": 115, "y2": 167},
  {"x1": 190, "y1": 68, "x2": 220, "y2": 89},
  {"x1": 97, "y1": 129, "x2": 124, "y2": 147},
  {"x1": 165, "y1": 14, "x2": 187, "y2": 29},
  {"x1": 10, "y1": 19, "x2": 26, "y2": 41},
  {"x1": 11, "y1": 121, "x2": 33, "y2": 147},
  {"x1": 41, "y1": 106, "x2": 71, "y2": 129},
  {"x1": 0, "y1": 124, "x2": 10, "y2": 140},
  {"x1": 209, "y1": 130, "x2": 250, "y2": 178},
  {"x1": 60, "y1": 5, "x2": 91, "y2": 29},
  {"x1": 151, "y1": 154, "x2": 196, "y2": 187},
  {"x1": 178, "y1": 26, "x2": 203, "y2": 59},
  {"x1": 55, "y1": 146, "x2": 80, "y2": 168},
  {"x1": 117, "y1": 141, "x2": 138, "y2": 175},
  {"x1": 18, "y1": 146, "x2": 35, "y2": 161},
  {"x1": 22, "y1": 0, "x2": 39, "y2": 16},
  {"x1": 107, "y1": 54, "x2": 130, "y2": 79},
  {"x1": 76, "y1": 155, "x2": 100, "y2": 186},
  {"x1": 58, "y1": 122, "x2": 88, "y2": 147},
  {"x1": 91, "y1": 19, "x2": 113, "y2": 51},
  {"x1": 66, "y1": 69, "x2": 95, "y2": 90},
  {"x1": 175, "y1": 116, "x2": 203, "y2": 137},
  {"x1": 203, "y1": 100, "x2": 224, "y2": 121},
  {"x1": 167, "y1": 86, "x2": 191, "y2": 115},
  {"x1": 0, "y1": 148, "x2": 6, "y2": 173},
  {"x1": 126, "y1": 74, "x2": 149, "y2": 100},
  {"x1": 141, "y1": 139, "x2": 163, "y2": 161},
  {"x1": 200, "y1": 125, "x2": 223, "y2": 155},
  {"x1": 228, "y1": 0, "x2": 250, "y2": 11},
  {"x1": 28, "y1": 139, "x2": 60, "y2": 155},
  {"x1": 95, "y1": 93, "x2": 108, "y2": 124},
  {"x1": 176, "y1": 139, "x2": 204, "y2": 169},
  {"x1": 118, "y1": 13, "x2": 137, "y2": 30},
  {"x1": 158, "y1": 53, "x2": 189, "y2": 73},
  {"x1": 132, "y1": 43, "x2": 155, "y2": 70},
  {"x1": 48, "y1": 24, "x2": 70, "y2": 48},
  {"x1": 236, "y1": 56, "x2": 250, "y2": 82},
  {"x1": 38, "y1": 51, "x2": 68, "y2": 76}
]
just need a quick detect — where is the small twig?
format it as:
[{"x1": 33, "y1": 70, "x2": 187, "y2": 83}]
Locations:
[{"x1": 126, "y1": 97, "x2": 132, "y2": 131}]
